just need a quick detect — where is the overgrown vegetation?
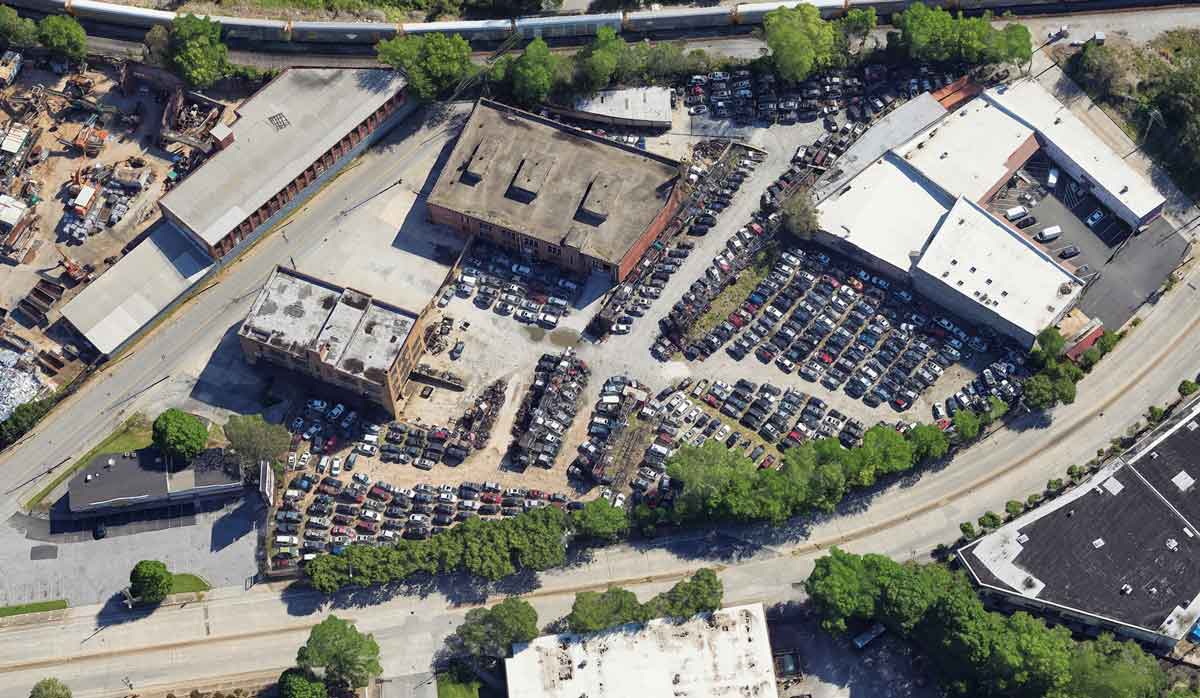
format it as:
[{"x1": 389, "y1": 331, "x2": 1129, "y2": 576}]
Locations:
[
  {"x1": 0, "y1": 6, "x2": 38, "y2": 48},
  {"x1": 1023, "y1": 326, "x2": 1122, "y2": 411},
  {"x1": 891, "y1": 3, "x2": 1031, "y2": 67},
  {"x1": 687, "y1": 247, "x2": 778, "y2": 341},
  {"x1": 1067, "y1": 29, "x2": 1200, "y2": 197},
  {"x1": 0, "y1": 396, "x2": 57, "y2": 453},
  {"x1": 565, "y1": 569, "x2": 722, "y2": 632},
  {"x1": 632, "y1": 422, "x2": 949, "y2": 532},
  {"x1": 305, "y1": 506, "x2": 569, "y2": 592},
  {"x1": 376, "y1": 32, "x2": 474, "y2": 100},
  {"x1": 806, "y1": 548, "x2": 1195, "y2": 698},
  {"x1": 36, "y1": 15, "x2": 87, "y2": 61}
]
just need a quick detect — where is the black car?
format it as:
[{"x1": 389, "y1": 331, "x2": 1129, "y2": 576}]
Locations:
[{"x1": 1016, "y1": 216, "x2": 1038, "y2": 229}]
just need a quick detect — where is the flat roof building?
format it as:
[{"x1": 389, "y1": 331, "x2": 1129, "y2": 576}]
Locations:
[
  {"x1": 160, "y1": 68, "x2": 409, "y2": 258},
  {"x1": 427, "y1": 99, "x2": 684, "y2": 282},
  {"x1": 238, "y1": 266, "x2": 427, "y2": 416},
  {"x1": 60, "y1": 221, "x2": 214, "y2": 356},
  {"x1": 961, "y1": 396, "x2": 1200, "y2": 649},
  {"x1": 68, "y1": 447, "x2": 242, "y2": 515},
  {"x1": 506, "y1": 603, "x2": 779, "y2": 698},
  {"x1": 546, "y1": 86, "x2": 673, "y2": 130},
  {"x1": 913, "y1": 197, "x2": 1082, "y2": 347},
  {"x1": 983, "y1": 80, "x2": 1165, "y2": 228}
]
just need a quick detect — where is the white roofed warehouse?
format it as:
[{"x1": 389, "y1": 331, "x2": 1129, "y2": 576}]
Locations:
[{"x1": 505, "y1": 604, "x2": 779, "y2": 698}]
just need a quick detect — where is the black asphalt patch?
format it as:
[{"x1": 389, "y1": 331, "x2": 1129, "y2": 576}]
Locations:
[{"x1": 29, "y1": 545, "x2": 57, "y2": 560}]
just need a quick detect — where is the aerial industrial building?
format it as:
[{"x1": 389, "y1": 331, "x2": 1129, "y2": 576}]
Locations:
[
  {"x1": 815, "y1": 79, "x2": 1164, "y2": 347},
  {"x1": 506, "y1": 603, "x2": 779, "y2": 698},
  {"x1": 68, "y1": 447, "x2": 243, "y2": 516},
  {"x1": 427, "y1": 99, "x2": 684, "y2": 283},
  {"x1": 961, "y1": 397, "x2": 1200, "y2": 649},
  {"x1": 61, "y1": 68, "x2": 412, "y2": 358},
  {"x1": 546, "y1": 86, "x2": 674, "y2": 130},
  {"x1": 238, "y1": 266, "x2": 427, "y2": 417}
]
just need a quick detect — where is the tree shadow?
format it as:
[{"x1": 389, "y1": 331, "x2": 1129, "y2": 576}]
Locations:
[{"x1": 94, "y1": 592, "x2": 158, "y2": 628}]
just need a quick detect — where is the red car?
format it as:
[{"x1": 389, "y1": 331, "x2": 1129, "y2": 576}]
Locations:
[
  {"x1": 819, "y1": 352, "x2": 834, "y2": 364},
  {"x1": 331, "y1": 526, "x2": 351, "y2": 536},
  {"x1": 748, "y1": 223, "x2": 765, "y2": 236},
  {"x1": 528, "y1": 490, "x2": 547, "y2": 500},
  {"x1": 480, "y1": 493, "x2": 501, "y2": 504},
  {"x1": 728, "y1": 312, "x2": 745, "y2": 327},
  {"x1": 357, "y1": 520, "x2": 379, "y2": 533}
]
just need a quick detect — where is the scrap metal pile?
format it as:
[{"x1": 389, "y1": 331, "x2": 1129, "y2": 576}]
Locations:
[
  {"x1": 0, "y1": 347, "x2": 43, "y2": 422},
  {"x1": 509, "y1": 349, "x2": 589, "y2": 469},
  {"x1": 455, "y1": 378, "x2": 507, "y2": 450}
]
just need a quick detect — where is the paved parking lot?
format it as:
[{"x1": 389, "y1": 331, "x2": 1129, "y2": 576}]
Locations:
[
  {"x1": 0, "y1": 498, "x2": 260, "y2": 606},
  {"x1": 991, "y1": 156, "x2": 1188, "y2": 329}
]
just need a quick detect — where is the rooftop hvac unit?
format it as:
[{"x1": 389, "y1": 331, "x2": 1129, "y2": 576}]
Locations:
[
  {"x1": 1092, "y1": 538, "x2": 1105, "y2": 548},
  {"x1": 1017, "y1": 533, "x2": 1029, "y2": 544},
  {"x1": 1120, "y1": 584, "x2": 1133, "y2": 595},
  {"x1": 1151, "y1": 451, "x2": 1159, "y2": 460},
  {"x1": 1167, "y1": 538, "x2": 1179, "y2": 551}
]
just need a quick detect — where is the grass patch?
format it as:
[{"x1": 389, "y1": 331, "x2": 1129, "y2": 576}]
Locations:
[
  {"x1": 25, "y1": 414, "x2": 153, "y2": 511},
  {"x1": 686, "y1": 247, "x2": 778, "y2": 341},
  {"x1": 169, "y1": 573, "x2": 211, "y2": 594},
  {"x1": 437, "y1": 673, "x2": 502, "y2": 698},
  {"x1": 0, "y1": 599, "x2": 67, "y2": 618}
]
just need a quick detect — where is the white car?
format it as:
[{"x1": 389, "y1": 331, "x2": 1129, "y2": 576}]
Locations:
[
  {"x1": 306, "y1": 399, "x2": 328, "y2": 413},
  {"x1": 684, "y1": 407, "x2": 701, "y2": 424},
  {"x1": 299, "y1": 453, "x2": 311, "y2": 468},
  {"x1": 357, "y1": 442, "x2": 377, "y2": 456},
  {"x1": 715, "y1": 424, "x2": 731, "y2": 441},
  {"x1": 361, "y1": 510, "x2": 381, "y2": 522},
  {"x1": 330, "y1": 458, "x2": 341, "y2": 476},
  {"x1": 613, "y1": 322, "x2": 632, "y2": 334},
  {"x1": 613, "y1": 493, "x2": 626, "y2": 508},
  {"x1": 515, "y1": 309, "x2": 537, "y2": 323},
  {"x1": 689, "y1": 105, "x2": 708, "y2": 116},
  {"x1": 409, "y1": 514, "x2": 428, "y2": 524}
]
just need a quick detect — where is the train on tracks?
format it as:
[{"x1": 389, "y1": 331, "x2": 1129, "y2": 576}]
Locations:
[{"x1": 4, "y1": 0, "x2": 1173, "y2": 47}]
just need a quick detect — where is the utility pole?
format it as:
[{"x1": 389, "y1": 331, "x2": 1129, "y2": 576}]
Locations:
[{"x1": 1124, "y1": 107, "x2": 1163, "y2": 159}]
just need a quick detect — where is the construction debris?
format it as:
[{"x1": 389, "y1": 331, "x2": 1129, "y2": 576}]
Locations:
[
  {"x1": 454, "y1": 378, "x2": 508, "y2": 450},
  {"x1": 0, "y1": 347, "x2": 44, "y2": 421},
  {"x1": 509, "y1": 349, "x2": 589, "y2": 469}
]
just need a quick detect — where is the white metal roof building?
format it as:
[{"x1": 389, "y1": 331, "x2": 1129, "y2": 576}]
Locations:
[
  {"x1": 983, "y1": 80, "x2": 1166, "y2": 228},
  {"x1": 60, "y1": 222, "x2": 213, "y2": 356},
  {"x1": 505, "y1": 603, "x2": 779, "y2": 698},
  {"x1": 895, "y1": 97, "x2": 1038, "y2": 204},
  {"x1": 816, "y1": 151, "x2": 954, "y2": 278},
  {"x1": 546, "y1": 86, "x2": 673, "y2": 130},
  {"x1": 159, "y1": 68, "x2": 407, "y2": 257},
  {"x1": 913, "y1": 197, "x2": 1082, "y2": 347}
]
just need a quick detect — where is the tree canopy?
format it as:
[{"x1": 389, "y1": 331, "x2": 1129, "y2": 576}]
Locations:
[
  {"x1": 578, "y1": 26, "x2": 625, "y2": 93},
  {"x1": 782, "y1": 189, "x2": 819, "y2": 240},
  {"x1": 168, "y1": 14, "x2": 228, "y2": 88},
  {"x1": 893, "y1": 3, "x2": 1030, "y2": 66},
  {"x1": 571, "y1": 498, "x2": 629, "y2": 543},
  {"x1": 454, "y1": 597, "x2": 539, "y2": 659},
  {"x1": 806, "y1": 548, "x2": 1172, "y2": 698},
  {"x1": 764, "y1": 5, "x2": 836, "y2": 83},
  {"x1": 223, "y1": 414, "x2": 290, "y2": 467},
  {"x1": 0, "y1": 397, "x2": 56, "y2": 450},
  {"x1": 566, "y1": 569, "x2": 724, "y2": 634},
  {"x1": 29, "y1": 678, "x2": 71, "y2": 698},
  {"x1": 953, "y1": 408, "x2": 981, "y2": 441},
  {"x1": 377, "y1": 33, "x2": 473, "y2": 101},
  {"x1": 152, "y1": 408, "x2": 207, "y2": 462},
  {"x1": 278, "y1": 669, "x2": 327, "y2": 698},
  {"x1": 296, "y1": 616, "x2": 382, "y2": 689},
  {"x1": 130, "y1": 560, "x2": 172, "y2": 603},
  {"x1": 511, "y1": 38, "x2": 557, "y2": 106},
  {"x1": 907, "y1": 423, "x2": 949, "y2": 462},
  {"x1": 0, "y1": 7, "x2": 38, "y2": 48},
  {"x1": 37, "y1": 15, "x2": 87, "y2": 61}
]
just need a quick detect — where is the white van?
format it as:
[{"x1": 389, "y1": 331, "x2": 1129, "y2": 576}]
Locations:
[
  {"x1": 1004, "y1": 206, "x2": 1029, "y2": 222},
  {"x1": 1035, "y1": 225, "x2": 1062, "y2": 243},
  {"x1": 363, "y1": 433, "x2": 379, "y2": 445},
  {"x1": 1047, "y1": 168, "x2": 1059, "y2": 188}
]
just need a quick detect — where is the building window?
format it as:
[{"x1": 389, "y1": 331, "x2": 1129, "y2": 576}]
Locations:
[{"x1": 547, "y1": 244, "x2": 561, "y2": 255}]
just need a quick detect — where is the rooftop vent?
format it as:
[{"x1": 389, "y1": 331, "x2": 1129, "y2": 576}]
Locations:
[
  {"x1": 1121, "y1": 185, "x2": 1129, "y2": 194},
  {"x1": 1017, "y1": 533, "x2": 1029, "y2": 544},
  {"x1": 1188, "y1": 421, "x2": 1198, "y2": 431},
  {"x1": 1151, "y1": 451, "x2": 1160, "y2": 460},
  {"x1": 1001, "y1": 291, "x2": 1009, "y2": 297},
  {"x1": 1186, "y1": 528, "x2": 1195, "y2": 538},
  {"x1": 940, "y1": 152, "x2": 948, "y2": 159},
  {"x1": 986, "y1": 278, "x2": 993, "y2": 284},
  {"x1": 1167, "y1": 538, "x2": 1180, "y2": 551},
  {"x1": 950, "y1": 259, "x2": 958, "y2": 266},
  {"x1": 969, "y1": 266, "x2": 976, "y2": 273},
  {"x1": 1054, "y1": 116, "x2": 1062, "y2": 125},
  {"x1": 1120, "y1": 583, "x2": 1133, "y2": 595},
  {"x1": 1093, "y1": 538, "x2": 1106, "y2": 549},
  {"x1": 268, "y1": 112, "x2": 290, "y2": 131}
]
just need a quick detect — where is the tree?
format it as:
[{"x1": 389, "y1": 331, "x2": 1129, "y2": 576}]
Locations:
[
  {"x1": 782, "y1": 189, "x2": 819, "y2": 239},
  {"x1": 578, "y1": 26, "x2": 624, "y2": 93},
  {"x1": 376, "y1": 33, "x2": 472, "y2": 101},
  {"x1": 1077, "y1": 42, "x2": 1122, "y2": 96},
  {"x1": 571, "y1": 499, "x2": 628, "y2": 543},
  {"x1": 907, "y1": 424, "x2": 949, "y2": 462},
  {"x1": 1096, "y1": 330, "x2": 1120, "y2": 355},
  {"x1": 277, "y1": 669, "x2": 326, "y2": 698},
  {"x1": 952, "y1": 408, "x2": 981, "y2": 441},
  {"x1": 296, "y1": 616, "x2": 382, "y2": 689},
  {"x1": 959, "y1": 521, "x2": 976, "y2": 539},
  {"x1": 893, "y1": 3, "x2": 956, "y2": 63},
  {"x1": 1180, "y1": 380, "x2": 1199, "y2": 397},
  {"x1": 999, "y1": 24, "x2": 1032, "y2": 66},
  {"x1": 977, "y1": 511, "x2": 1002, "y2": 529},
  {"x1": 841, "y1": 7, "x2": 876, "y2": 38},
  {"x1": 643, "y1": 568, "x2": 723, "y2": 620},
  {"x1": 1005, "y1": 500, "x2": 1024, "y2": 517},
  {"x1": 142, "y1": 25, "x2": 170, "y2": 67},
  {"x1": 511, "y1": 38, "x2": 556, "y2": 106},
  {"x1": 223, "y1": 414, "x2": 290, "y2": 467},
  {"x1": 1047, "y1": 478, "x2": 1064, "y2": 493},
  {"x1": 764, "y1": 5, "x2": 836, "y2": 83},
  {"x1": 1023, "y1": 373, "x2": 1057, "y2": 410},
  {"x1": 152, "y1": 408, "x2": 207, "y2": 462},
  {"x1": 37, "y1": 15, "x2": 86, "y2": 61},
  {"x1": 130, "y1": 560, "x2": 172, "y2": 603},
  {"x1": 1036, "y1": 326, "x2": 1067, "y2": 360},
  {"x1": 1148, "y1": 405, "x2": 1167, "y2": 424},
  {"x1": 0, "y1": 396, "x2": 56, "y2": 448},
  {"x1": 29, "y1": 679, "x2": 71, "y2": 698},
  {"x1": 567, "y1": 587, "x2": 644, "y2": 633},
  {"x1": 454, "y1": 598, "x2": 538, "y2": 659},
  {"x1": 1053, "y1": 376, "x2": 1077, "y2": 406},
  {"x1": 1065, "y1": 633, "x2": 1166, "y2": 698},
  {"x1": 806, "y1": 548, "x2": 883, "y2": 632},
  {"x1": 0, "y1": 6, "x2": 38, "y2": 48},
  {"x1": 168, "y1": 14, "x2": 227, "y2": 88},
  {"x1": 1079, "y1": 346, "x2": 1102, "y2": 371}
]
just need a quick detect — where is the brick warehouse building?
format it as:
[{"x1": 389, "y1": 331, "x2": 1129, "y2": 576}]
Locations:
[
  {"x1": 160, "y1": 68, "x2": 410, "y2": 259},
  {"x1": 238, "y1": 266, "x2": 429, "y2": 417},
  {"x1": 426, "y1": 99, "x2": 684, "y2": 283}
]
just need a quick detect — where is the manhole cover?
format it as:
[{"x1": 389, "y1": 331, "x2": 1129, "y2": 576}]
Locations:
[{"x1": 30, "y1": 545, "x2": 57, "y2": 560}]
